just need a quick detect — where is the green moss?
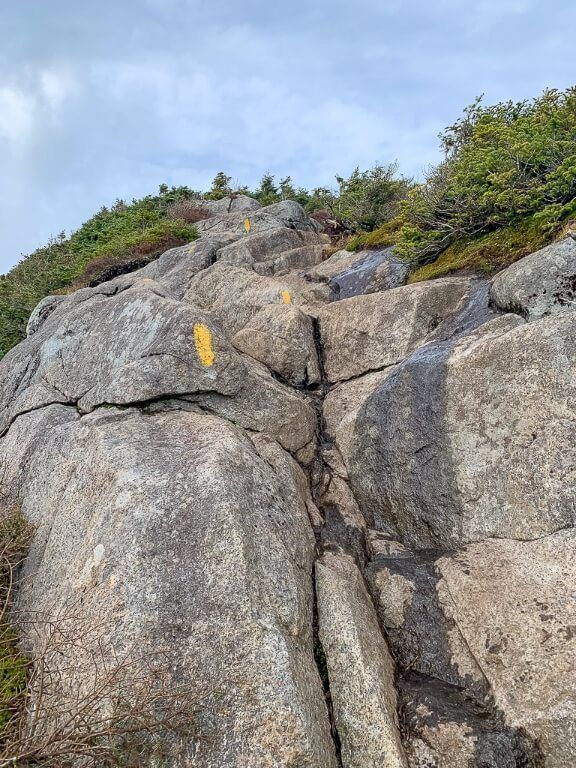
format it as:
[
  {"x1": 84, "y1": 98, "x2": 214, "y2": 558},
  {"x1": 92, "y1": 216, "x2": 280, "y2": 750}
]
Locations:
[
  {"x1": 408, "y1": 201, "x2": 576, "y2": 283},
  {"x1": 346, "y1": 216, "x2": 403, "y2": 251}
]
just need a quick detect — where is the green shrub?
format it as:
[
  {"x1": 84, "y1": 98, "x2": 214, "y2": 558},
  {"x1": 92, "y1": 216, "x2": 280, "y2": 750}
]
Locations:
[
  {"x1": 307, "y1": 164, "x2": 410, "y2": 233},
  {"x1": 397, "y1": 88, "x2": 576, "y2": 266},
  {"x1": 0, "y1": 186, "x2": 199, "y2": 357}
]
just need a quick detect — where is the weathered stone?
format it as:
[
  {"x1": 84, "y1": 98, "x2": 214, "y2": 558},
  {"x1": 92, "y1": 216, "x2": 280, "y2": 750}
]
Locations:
[
  {"x1": 254, "y1": 245, "x2": 326, "y2": 276},
  {"x1": 138, "y1": 233, "x2": 238, "y2": 299},
  {"x1": 436, "y1": 532, "x2": 576, "y2": 768},
  {"x1": 25, "y1": 295, "x2": 66, "y2": 336},
  {"x1": 192, "y1": 360, "x2": 317, "y2": 454},
  {"x1": 0, "y1": 279, "x2": 248, "y2": 434},
  {"x1": 194, "y1": 200, "x2": 317, "y2": 237},
  {"x1": 308, "y1": 248, "x2": 408, "y2": 299},
  {"x1": 366, "y1": 541, "x2": 542, "y2": 768},
  {"x1": 490, "y1": 237, "x2": 576, "y2": 320},
  {"x1": 216, "y1": 227, "x2": 321, "y2": 269},
  {"x1": 316, "y1": 278, "x2": 471, "y2": 382},
  {"x1": 185, "y1": 262, "x2": 309, "y2": 337},
  {"x1": 232, "y1": 304, "x2": 321, "y2": 386},
  {"x1": 316, "y1": 552, "x2": 408, "y2": 768},
  {"x1": 201, "y1": 194, "x2": 262, "y2": 216},
  {"x1": 345, "y1": 311, "x2": 576, "y2": 547},
  {"x1": 12, "y1": 407, "x2": 337, "y2": 767}
]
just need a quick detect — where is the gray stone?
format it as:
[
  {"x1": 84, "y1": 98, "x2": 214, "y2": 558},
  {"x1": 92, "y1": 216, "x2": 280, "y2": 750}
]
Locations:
[
  {"x1": 25, "y1": 295, "x2": 66, "y2": 336},
  {"x1": 316, "y1": 278, "x2": 471, "y2": 382},
  {"x1": 12, "y1": 407, "x2": 337, "y2": 768},
  {"x1": 194, "y1": 200, "x2": 317, "y2": 237},
  {"x1": 232, "y1": 304, "x2": 321, "y2": 386},
  {"x1": 201, "y1": 194, "x2": 262, "y2": 216},
  {"x1": 185, "y1": 262, "x2": 310, "y2": 338},
  {"x1": 490, "y1": 237, "x2": 576, "y2": 320},
  {"x1": 309, "y1": 248, "x2": 409, "y2": 299},
  {"x1": 345, "y1": 311, "x2": 576, "y2": 547},
  {"x1": 0, "y1": 279, "x2": 248, "y2": 434},
  {"x1": 316, "y1": 552, "x2": 408, "y2": 768},
  {"x1": 436, "y1": 532, "x2": 576, "y2": 768},
  {"x1": 216, "y1": 228, "x2": 321, "y2": 269}
]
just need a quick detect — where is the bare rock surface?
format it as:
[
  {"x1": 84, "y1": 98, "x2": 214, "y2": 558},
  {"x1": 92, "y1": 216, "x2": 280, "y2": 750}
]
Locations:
[
  {"x1": 0, "y1": 199, "x2": 574, "y2": 768},
  {"x1": 14, "y1": 407, "x2": 337, "y2": 767},
  {"x1": 316, "y1": 552, "x2": 408, "y2": 768},
  {"x1": 232, "y1": 304, "x2": 321, "y2": 386},
  {"x1": 316, "y1": 277, "x2": 471, "y2": 382},
  {"x1": 490, "y1": 237, "x2": 576, "y2": 319},
  {"x1": 341, "y1": 310, "x2": 576, "y2": 547},
  {"x1": 436, "y1": 532, "x2": 576, "y2": 768},
  {"x1": 310, "y1": 247, "x2": 409, "y2": 299}
]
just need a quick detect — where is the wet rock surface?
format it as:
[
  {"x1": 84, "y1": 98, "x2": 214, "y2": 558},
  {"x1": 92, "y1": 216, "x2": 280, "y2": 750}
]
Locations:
[{"x1": 0, "y1": 198, "x2": 573, "y2": 767}]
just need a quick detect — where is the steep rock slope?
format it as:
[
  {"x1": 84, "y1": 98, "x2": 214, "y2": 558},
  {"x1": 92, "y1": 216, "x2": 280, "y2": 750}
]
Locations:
[{"x1": 0, "y1": 200, "x2": 574, "y2": 767}]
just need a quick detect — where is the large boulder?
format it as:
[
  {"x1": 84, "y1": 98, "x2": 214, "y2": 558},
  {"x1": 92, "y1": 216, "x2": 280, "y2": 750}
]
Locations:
[
  {"x1": 316, "y1": 278, "x2": 471, "y2": 382},
  {"x1": 365, "y1": 533, "x2": 546, "y2": 768},
  {"x1": 194, "y1": 200, "x2": 317, "y2": 237},
  {"x1": 342, "y1": 311, "x2": 575, "y2": 547},
  {"x1": 184, "y1": 262, "x2": 310, "y2": 337},
  {"x1": 12, "y1": 407, "x2": 338, "y2": 767},
  {"x1": 490, "y1": 237, "x2": 576, "y2": 320},
  {"x1": 309, "y1": 248, "x2": 408, "y2": 299},
  {"x1": 216, "y1": 227, "x2": 322, "y2": 270},
  {"x1": 232, "y1": 304, "x2": 321, "y2": 386}
]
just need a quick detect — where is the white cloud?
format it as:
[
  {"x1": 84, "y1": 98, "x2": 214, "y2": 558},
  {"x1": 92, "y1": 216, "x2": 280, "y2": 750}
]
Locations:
[{"x1": 0, "y1": 86, "x2": 34, "y2": 145}]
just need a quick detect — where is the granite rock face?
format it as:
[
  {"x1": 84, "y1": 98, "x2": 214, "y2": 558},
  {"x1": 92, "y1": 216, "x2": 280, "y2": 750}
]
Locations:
[
  {"x1": 490, "y1": 237, "x2": 576, "y2": 319},
  {"x1": 0, "y1": 201, "x2": 573, "y2": 767}
]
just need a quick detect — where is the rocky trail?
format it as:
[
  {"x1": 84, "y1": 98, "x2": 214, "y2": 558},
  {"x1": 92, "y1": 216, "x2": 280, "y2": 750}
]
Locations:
[{"x1": 0, "y1": 195, "x2": 574, "y2": 766}]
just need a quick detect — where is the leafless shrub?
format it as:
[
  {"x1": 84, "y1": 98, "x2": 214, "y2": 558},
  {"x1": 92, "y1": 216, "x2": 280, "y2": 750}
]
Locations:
[
  {"x1": 166, "y1": 201, "x2": 210, "y2": 224},
  {"x1": 0, "y1": 488, "x2": 204, "y2": 767}
]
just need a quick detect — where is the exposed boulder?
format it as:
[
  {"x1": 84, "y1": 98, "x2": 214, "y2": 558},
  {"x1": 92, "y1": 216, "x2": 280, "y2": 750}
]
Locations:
[
  {"x1": 201, "y1": 194, "x2": 262, "y2": 216},
  {"x1": 366, "y1": 534, "x2": 545, "y2": 768},
  {"x1": 185, "y1": 262, "x2": 309, "y2": 337},
  {"x1": 194, "y1": 200, "x2": 318, "y2": 236},
  {"x1": 232, "y1": 304, "x2": 321, "y2": 386},
  {"x1": 316, "y1": 552, "x2": 408, "y2": 768},
  {"x1": 13, "y1": 407, "x2": 337, "y2": 767},
  {"x1": 436, "y1": 532, "x2": 576, "y2": 768},
  {"x1": 25, "y1": 294, "x2": 66, "y2": 336},
  {"x1": 344, "y1": 311, "x2": 576, "y2": 547},
  {"x1": 490, "y1": 237, "x2": 576, "y2": 319},
  {"x1": 309, "y1": 248, "x2": 408, "y2": 299},
  {"x1": 216, "y1": 227, "x2": 322, "y2": 270},
  {"x1": 316, "y1": 277, "x2": 471, "y2": 382},
  {"x1": 0, "y1": 278, "x2": 247, "y2": 433}
]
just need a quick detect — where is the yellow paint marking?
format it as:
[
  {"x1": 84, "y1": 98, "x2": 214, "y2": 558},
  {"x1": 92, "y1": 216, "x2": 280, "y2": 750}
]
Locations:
[
  {"x1": 281, "y1": 290, "x2": 292, "y2": 305},
  {"x1": 244, "y1": 217, "x2": 251, "y2": 234},
  {"x1": 194, "y1": 323, "x2": 215, "y2": 367}
]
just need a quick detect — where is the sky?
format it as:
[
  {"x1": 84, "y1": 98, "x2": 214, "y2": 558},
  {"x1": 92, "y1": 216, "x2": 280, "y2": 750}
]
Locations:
[{"x1": 1, "y1": 0, "x2": 575, "y2": 272}]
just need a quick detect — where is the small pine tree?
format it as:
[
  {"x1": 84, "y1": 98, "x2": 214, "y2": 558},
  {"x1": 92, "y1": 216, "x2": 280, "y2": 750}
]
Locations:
[
  {"x1": 255, "y1": 174, "x2": 280, "y2": 206},
  {"x1": 206, "y1": 172, "x2": 232, "y2": 201}
]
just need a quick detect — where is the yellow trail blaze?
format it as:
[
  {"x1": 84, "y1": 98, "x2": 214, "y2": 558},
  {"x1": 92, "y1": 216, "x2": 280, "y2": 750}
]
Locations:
[
  {"x1": 193, "y1": 323, "x2": 215, "y2": 367},
  {"x1": 244, "y1": 217, "x2": 251, "y2": 234},
  {"x1": 281, "y1": 290, "x2": 292, "y2": 305}
]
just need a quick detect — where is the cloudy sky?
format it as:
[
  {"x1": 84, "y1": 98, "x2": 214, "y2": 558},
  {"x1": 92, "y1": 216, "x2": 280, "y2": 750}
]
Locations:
[{"x1": 1, "y1": 0, "x2": 575, "y2": 271}]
